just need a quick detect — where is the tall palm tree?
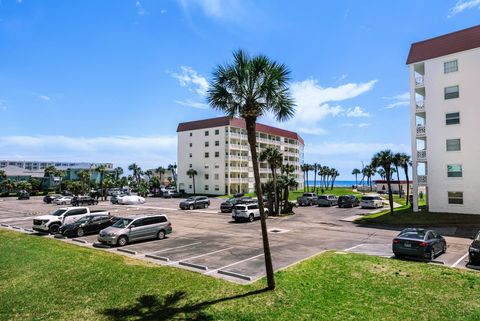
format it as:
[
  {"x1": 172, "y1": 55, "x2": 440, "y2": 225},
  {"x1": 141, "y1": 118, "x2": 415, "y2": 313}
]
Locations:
[
  {"x1": 168, "y1": 163, "x2": 177, "y2": 181},
  {"x1": 312, "y1": 163, "x2": 319, "y2": 193},
  {"x1": 144, "y1": 169, "x2": 154, "y2": 180},
  {"x1": 352, "y1": 168, "x2": 361, "y2": 187},
  {"x1": 155, "y1": 166, "x2": 166, "y2": 183},
  {"x1": 300, "y1": 164, "x2": 309, "y2": 192},
  {"x1": 95, "y1": 165, "x2": 108, "y2": 200},
  {"x1": 393, "y1": 153, "x2": 403, "y2": 196},
  {"x1": 128, "y1": 163, "x2": 142, "y2": 185},
  {"x1": 377, "y1": 168, "x2": 386, "y2": 180},
  {"x1": 0, "y1": 170, "x2": 6, "y2": 181},
  {"x1": 186, "y1": 169, "x2": 198, "y2": 195},
  {"x1": 372, "y1": 150, "x2": 395, "y2": 215},
  {"x1": 330, "y1": 168, "x2": 339, "y2": 190},
  {"x1": 114, "y1": 167, "x2": 124, "y2": 181},
  {"x1": 207, "y1": 49, "x2": 295, "y2": 290},
  {"x1": 362, "y1": 165, "x2": 376, "y2": 191},
  {"x1": 398, "y1": 153, "x2": 412, "y2": 206},
  {"x1": 76, "y1": 169, "x2": 91, "y2": 194},
  {"x1": 259, "y1": 147, "x2": 283, "y2": 215}
]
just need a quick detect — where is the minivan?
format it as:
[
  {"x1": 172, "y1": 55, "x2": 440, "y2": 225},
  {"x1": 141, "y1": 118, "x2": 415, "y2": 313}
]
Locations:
[
  {"x1": 98, "y1": 215, "x2": 172, "y2": 246},
  {"x1": 360, "y1": 195, "x2": 384, "y2": 209}
]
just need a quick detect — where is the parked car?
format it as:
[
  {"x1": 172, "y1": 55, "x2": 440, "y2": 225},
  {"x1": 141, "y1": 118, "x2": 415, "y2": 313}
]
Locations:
[
  {"x1": 32, "y1": 207, "x2": 110, "y2": 234},
  {"x1": 220, "y1": 196, "x2": 254, "y2": 213},
  {"x1": 97, "y1": 215, "x2": 172, "y2": 246},
  {"x1": 317, "y1": 195, "x2": 338, "y2": 207},
  {"x1": 360, "y1": 195, "x2": 384, "y2": 209},
  {"x1": 107, "y1": 188, "x2": 121, "y2": 196},
  {"x1": 338, "y1": 195, "x2": 360, "y2": 208},
  {"x1": 392, "y1": 228, "x2": 447, "y2": 260},
  {"x1": 232, "y1": 203, "x2": 268, "y2": 222},
  {"x1": 110, "y1": 193, "x2": 124, "y2": 204},
  {"x1": 468, "y1": 230, "x2": 480, "y2": 265},
  {"x1": 17, "y1": 190, "x2": 30, "y2": 200},
  {"x1": 71, "y1": 196, "x2": 98, "y2": 206},
  {"x1": 163, "y1": 190, "x2": 183, "y2": 198},
  {"x1": 296, "y1": 193, "x2": 319, "y2": 206},
  {"x1": 43, "y1": 194, "x2": 62, "y2": 204},
  {"x1": 179, "y1": 196, "x2": 210, "y2": 210},
  {"x1": 59, "y1": 214, "x2": 119, "y2": 238},
  {"x1": 117, "y1": 195, "x2": 146, "y2": 205},
  {"x1": 53, "y1": 196, "x2": 73, "y2": 205}
]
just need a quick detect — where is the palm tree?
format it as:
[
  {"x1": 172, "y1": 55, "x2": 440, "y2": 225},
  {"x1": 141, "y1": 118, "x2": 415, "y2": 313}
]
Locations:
[
  {"x1": 259, "y1": 147, "x2": 283, "y2": 215},
  {"x1": 330, "y1": 168, "x2": 339, "y2": 190},
  {"x1": 207, "y1": 49, "x2": 295, "y2": 290},
  {"x1": 186, "y1": 169, "x2": 198, "y2": 195},
  {"x1": 393, "y1": 153, "x2": 403, "y2": 197},
  {"x1": 362, "y1": 165, "x2": 376, "y2": 191},
  {"x1": 300, "y1": 164, "x2": 309, "y2": 192},
  {"x1": 114, "y1": 167, "x2": 124, "y2": 181},
  {"x1": 95, "y1": 165, "x2": 108, "y2": 200},
  {"x1": 0, "y1": 170, "x2": 6, "y2": 181},
  {"x1": 168, "y1": 163, "x2": 177, "y2": 182},
  {"x1": 372, "y1": 150, "x2": 395, "y2": 215},
  {"x1": 377, "y1": 168, "x2": 386, "y2": 180},
  {"x1": 352, "y1": 168, "x2": 361, "y2": 187},
  {"x1": 398, "y1": 153, "x2": 412, "y2": 206},
  {"x1": 144, "y1": 169, "x2": 154, "y2": 180},
  {"x1": 155, "y1": 166, "x2": 166, "y2": 183},
  {"x1": 312, "y1": 163, "x2": 319, "y2": 193},
  {"x1": 76, "y1": 169, "x2": 91, "y2": 194},
  {"x1": 128, "y1": 163, "x2": 142, "y2": 185}
]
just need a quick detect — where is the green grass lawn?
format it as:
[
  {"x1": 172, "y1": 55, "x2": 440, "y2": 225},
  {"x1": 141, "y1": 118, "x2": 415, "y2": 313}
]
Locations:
[
  {"x1": 1, "y1": 230, "x2": 480, "y2": 320},
  {"x1": 218, "y1": 187, "x2": 362, "y2": 200}
]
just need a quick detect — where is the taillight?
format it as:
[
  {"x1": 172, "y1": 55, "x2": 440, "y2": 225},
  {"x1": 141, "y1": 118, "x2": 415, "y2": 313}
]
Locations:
[
  {"x1": 418, "y1": 242, "x2": 428, "y2": 247},
  {"x1": 167, "y1": 223, "x2": 172, "y2": 227},
  {"x1": 393, "y1": 239, "x2": 400, "y2": 244}
]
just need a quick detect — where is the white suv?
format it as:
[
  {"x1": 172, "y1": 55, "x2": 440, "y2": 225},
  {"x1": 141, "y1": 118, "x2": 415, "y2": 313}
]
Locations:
[
  {"x1": 232, "y1": 203, "x2": 268, "y2": 222},
  {"x1": 360, "y1": 195, "x2": 384, "y2": 209}
]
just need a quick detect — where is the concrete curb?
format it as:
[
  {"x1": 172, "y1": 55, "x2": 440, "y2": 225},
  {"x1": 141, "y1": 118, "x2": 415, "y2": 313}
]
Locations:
[
  {"x1": 23, "y1": 228, "x2": 34, "y2": 233},
  {"x1": 145, "y1": 254, "x2": 170, "y2": 262},
  {"x1": 11, "y1": 226, "x2": 23, "y2": 230},
  {"x1": 217, "y1": 269, "x2": 253, "y2": 281},
  {"x1": 179, "y1": 261, "x2": 208, "y2": 271},
  {"x1": 72, "y1": 238, "x2": 88, "y2": 244},
  {"x1": 93, "y1": 243, "x2": 111, "y2": 249},
  {"x1": 117, "y1": 248, "x2": 137, "y2": 255},
  {"x1": 0, "y1": 223, "x2": 10, "y2": 227}
]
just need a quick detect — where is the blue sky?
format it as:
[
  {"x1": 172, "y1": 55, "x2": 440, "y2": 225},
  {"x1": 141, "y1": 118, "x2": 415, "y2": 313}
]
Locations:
[{"x1": 0, "y1": 0, "x2": 479, "y2": 179}]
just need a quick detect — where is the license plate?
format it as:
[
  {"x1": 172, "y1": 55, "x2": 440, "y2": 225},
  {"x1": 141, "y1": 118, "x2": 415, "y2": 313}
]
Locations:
[{"x1": 404, "y1": 242, "x2": 411, "y2": 248}]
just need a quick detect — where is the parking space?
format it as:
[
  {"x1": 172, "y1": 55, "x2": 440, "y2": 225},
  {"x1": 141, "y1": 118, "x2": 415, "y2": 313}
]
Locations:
[{"x1": 0, "y1": 196, "x2": 478, "y2": 283}]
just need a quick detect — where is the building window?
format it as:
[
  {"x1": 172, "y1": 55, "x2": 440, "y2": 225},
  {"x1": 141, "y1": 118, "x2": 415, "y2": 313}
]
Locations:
[
  {"x1": 448, "y1": 191, "x2": 463, "y2": 205},
  {"x1": 215, "y1": 140, "x2": 219, "y2": 146},
  {"x1": 189, "y1": 164, "x2": 192, "y2": 168},
  {"x1": 447, "y1": 165, "x2": 462, "y2": 178},
  {"x1": 215, "y1": 163, "x2": 219, "y2": 169},
  {"x1": 446, "y1": 139, "x2": 461, "y2": 151},
  {"x1": 205, "y1": 131, "x2": 209, "y2": 136},
  {"x1": 205, "y1": 164, "x2": 209, "y2": 169},
  {"x1": 189, "y1": 153, "x2": 192, "y2": 158},
  {"x1": 214, "y1": 185, "x2": 219, "y2": 191},
  {"x1": 214, "y1": 173, "x2": 219, "y2": 180},
  {"x1": 444, "y1": 85, "x2": 459, "y2": 99},
  {"x1": 444, "y1": 60, "x2": 458, "y2": 74},
  {"x1": 189, "y1": 185, "x2": 192, "y2": 189},
  {"x1": 205, "y1": 185, "x2": 209, "y2": 191},
  {"x1": 205, "y1": 174, "x2": 209, "y2": 180},
  {"x1": 215, "y1": 151, "x2": 219, "y2": 158},
  {"x1": 189, "y1": 143, "x2": 192, "y2": 147},
  {"x1": 190, "y1": 133, "x2": 192, "y2": 137},
  {"x1": 205, "y1": 152, "x2": 209, "y2": 158},
  {"x1": 205, "y1": 141, "x2": 209, "y2": 147},
  {"x1": 446, "y1": 112, "x2": 460, "y2": 125},
  {"x1": 215, "y1": 129, "x2": 219, "y2": 135}
]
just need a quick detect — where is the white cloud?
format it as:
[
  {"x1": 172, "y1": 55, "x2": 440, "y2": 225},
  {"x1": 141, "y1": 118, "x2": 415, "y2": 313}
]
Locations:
[
  {"x1": 297, "y1": 127, "x2": 327, "y2": 136},
  {"x1": 16, "y1": 0, "x2": 22, "y2": 3},
  {"x1": 287, "y1": 78, "x2": 377, "y2": 126},
  {"x1": 448, "y1": 0, "x2": 480, "y2": 17},
  {"x1": 0, "y1": 99, "x2": 6, "y2": 111},
  {"x1": 39, "y1": 95, "x2": 51, "y2": 101},
  {"x1": 358, "y1": 123, "x2": 371, "y2": 128},
  {"x1": 0, "y1": 135, "x2": 177, "y2": 170},
  {"x1": 179, "y1": 0, "x2": 243, "y2": 19},
  {"x1": 383, "y1": 92, "x2": 410, "y2": 109},
  {"x1": 136, "y1": 1, "x2": 149, "y2": 15},
  {"x1": 170, "y1": 66, "x2": 209, "y2": 97},
  {"x1": 160, "y1": 9, "x2": 167, "y2": 14},
  {"x1": 175, "y1": 99, "x2": 208, "y2": 109},
  {"x1": 346, "y1": 106, "x2": 369, "y2": 117}
]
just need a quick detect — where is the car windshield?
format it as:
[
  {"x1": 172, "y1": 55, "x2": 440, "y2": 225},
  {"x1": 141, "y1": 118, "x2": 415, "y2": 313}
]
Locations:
[
  {"x1": 235, "y1": 205, "x2": 247, "y2": 210},
  {"x1": 76, "y1": 216, "x2": 93, "y2": 224},
  {"x1": 112, "y1": 218, "x2": 133, "y2": 228},
  {"x1": 186, "y1": 197, "x2": 195, "y2": 201},
  {"x1": 399, "y1": 230, "x2": 426, "y2": 240},
  {"x1": 50, "y1": 209, "x2": 67, "y2": 216},
  {"x1": 362, "y1": 196, "x2": 374, "y2": 201},
  {"x1": 319, "y1": 196, "x2": 327, "y2": 200}
]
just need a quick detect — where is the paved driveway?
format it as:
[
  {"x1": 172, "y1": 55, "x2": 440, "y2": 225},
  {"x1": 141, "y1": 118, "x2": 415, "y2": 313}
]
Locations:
[{"x1": 0, "y1": 196, "x2": 476, "y2": 283}]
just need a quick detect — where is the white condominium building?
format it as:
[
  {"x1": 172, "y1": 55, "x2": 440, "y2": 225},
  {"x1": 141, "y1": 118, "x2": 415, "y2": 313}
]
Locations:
[
  {"x1": 407, "y1": 25, "x2": 480, "y2": 214},
  {"x1": 177, "y1": 116, "x2": 304, "y2": 195}
]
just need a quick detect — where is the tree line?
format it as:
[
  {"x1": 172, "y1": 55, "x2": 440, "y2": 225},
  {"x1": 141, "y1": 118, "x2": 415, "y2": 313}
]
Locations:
[{"x1": 299, "y1": 163, "x2": 340, "y2": 193}]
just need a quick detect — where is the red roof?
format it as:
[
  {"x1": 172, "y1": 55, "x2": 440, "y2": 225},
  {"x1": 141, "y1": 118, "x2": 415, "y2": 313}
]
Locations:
[
  {"x1": 374, "y1": 180, "x2": 411, "y2": 184},
  {"x1": 177, "y1": 116, "x2": 304, "y2": 145},
  {"x1": 406, "y1": 25, "x2": 480, "y2": 64}
]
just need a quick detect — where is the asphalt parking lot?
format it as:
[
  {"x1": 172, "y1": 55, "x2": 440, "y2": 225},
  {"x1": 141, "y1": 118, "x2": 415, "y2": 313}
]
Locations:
[{"x1": 0, "y1": 196, "x2": 477, "y2": 283}]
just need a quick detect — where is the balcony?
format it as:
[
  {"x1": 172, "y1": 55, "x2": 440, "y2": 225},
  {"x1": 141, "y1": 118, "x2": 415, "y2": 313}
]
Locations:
[
  {"x1": 417, "y1": 149, "x2": 427, "y2": 161},
  {"x1": 418, "y1": 175, "x2": 427, "y2": 185},
  {"x1": 416, "y1": 125, "x2": 426, "y2": 137},
  {"x1": 416, "y1": 101, "x2": 425, "y2": 113},
  {"x1": 415, "y1": 76, "x2": 424, "y2": 87}
]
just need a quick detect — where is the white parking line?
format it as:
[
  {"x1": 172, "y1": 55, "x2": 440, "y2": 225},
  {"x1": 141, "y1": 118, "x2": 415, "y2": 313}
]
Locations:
[
  {"x1": 152, "y1": 242, "x2": 202, "y2": 254},
  {"x1": 451, "y1": 252, "x2": 469, "y2": 268},
  {"x1": 204, "y1": 253, "x2": 264, "y2": 275},
  {"x1": 179, "y1": 247, "x2": 234, "y2": 262},
  {"x1": 344, "y1": 244, "x2": 365, "y2": 252}
]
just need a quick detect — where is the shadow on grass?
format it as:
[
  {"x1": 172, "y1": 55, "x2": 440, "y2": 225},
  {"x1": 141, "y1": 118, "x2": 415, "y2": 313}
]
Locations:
[{"x1": 101, "y1": 288, "x2": 268, "y2": 321}]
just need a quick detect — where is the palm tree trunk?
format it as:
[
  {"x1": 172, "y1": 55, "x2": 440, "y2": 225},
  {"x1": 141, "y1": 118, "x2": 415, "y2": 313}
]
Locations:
[
  {"x1": 271, "y1": 166, "x2": 278, "y2": 215},
  {"x1": 387, "y1": 170, "x2": 394, "y2": 215},
  {"x1": 192, "y1": 175, "x2": 196, "y2": 195},
  {"x1": 313, "y1": 167, "x2": 317, "y2": 193},
  {"x1": 355, "y1": 174, "x2": 358, "y2": 187},
  {"x1": 246, "y1": 117, "x2": 275, "y2": 290},
  {"x1": 303, "y1": 170, "x2": 306, "y2": 192},
  {"x1": 306, "y1": 170, "x2": 309, "y2": 193},
  {"x1": 395, "y1": 165, "x2": 401, "y2": 197},
  {"x1": 404, "y1": 166, "x2": 410, "y2": 206}
]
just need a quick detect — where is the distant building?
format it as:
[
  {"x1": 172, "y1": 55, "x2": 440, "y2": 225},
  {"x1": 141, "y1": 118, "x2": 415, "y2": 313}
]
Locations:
[
  {"x1": 407, "y1": 25, "x2": 480, "y2": 213},
  {"x1": 176, "y1": 116, "x2": 304, "y2": 195}
]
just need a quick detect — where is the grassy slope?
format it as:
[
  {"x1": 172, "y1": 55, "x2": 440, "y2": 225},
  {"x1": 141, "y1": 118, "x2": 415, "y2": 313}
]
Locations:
[
  {"x1": 1, "y1": 230, "x2": 480, "y2": 320},
  {"x1": 218, "y1": 187, "x2": 362, "y2": 200}
]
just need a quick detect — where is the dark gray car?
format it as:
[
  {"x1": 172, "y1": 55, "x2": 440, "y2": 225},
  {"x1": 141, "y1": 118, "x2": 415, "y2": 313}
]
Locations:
[
  {"x1": 179, "y1": 196, "x2": 210, "y2": 210},
  {"x1": 97, "y1": 215, "x2": 172, "y2": 246},
  {"x1": 392, "y1": 228, "x2": 447, "y2": 260}
]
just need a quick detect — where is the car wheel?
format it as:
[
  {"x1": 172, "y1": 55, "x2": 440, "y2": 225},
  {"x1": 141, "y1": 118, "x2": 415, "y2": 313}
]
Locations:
[
  {"x1": 76, "y1": 228, "x2": 85, "y2": 237},
  {"x1": 264, "y1": 210, "x2": 269, "y2": 219},
  {"x1": 430, "y1": 248, "x2": 436, "y2": 261},
  {"x1": 203, "y1": 203, "x2": 207, "y2": 209},
  {"x1": 157, "y1": 230, "x2": 166, "y2": 240},
  {"x1": 117, "y1": 236, "x2": 128, "y2": 247},
  {"x1": 441, "y1": 242, "x2": 447, "y2": 254},
  {"x1": 189, "y1": 204, "x2": 194, "y2": 210},
  {"x1": 249, "y1": 214, "x2": 254, "y2": 222},
  {"x1": 62, "y1": 202, "x2": 66, "y2": 205},
  {"x1": 49, "y1": 224, "x2": 60, "y2": 234}
]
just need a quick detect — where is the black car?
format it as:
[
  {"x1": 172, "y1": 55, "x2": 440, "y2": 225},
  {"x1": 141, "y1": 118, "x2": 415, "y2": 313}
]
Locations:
[
  {"x1": 17, "y1": 190, "x2": 30, "y2": 200},
  {"x1": 468, "y1": 231, "x2": 480, "y2": 265},
  {"x1": 43, "y1": 194, "x2": 61, "y2": 204},
  {"x1": 338, "y1": 195, "x2": 360, "y2": 208},
  {"x1": 71, "y1": 196, "x2": 98, "y2": 206},
  {"x1": 179, "y1": 196, "x2": 210, "y2": 210},
  {"x1": 392, "y1": 228, "x2": 447, "y2": 260},
  {"x1": 58, "y1": 215, "x2": 119, "y2": 237},
  {"x1": 220, "y1": 197, "x2": 254, "y2": 213}
]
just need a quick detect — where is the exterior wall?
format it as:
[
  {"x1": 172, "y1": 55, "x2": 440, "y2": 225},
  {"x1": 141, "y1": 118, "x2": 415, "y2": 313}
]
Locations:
[
  {"x1": 410, "y1": 47, "x2": 480, "y2": 214},
  {"x1": 0, "y1": 160, "x2": 113, "y2": 171}
]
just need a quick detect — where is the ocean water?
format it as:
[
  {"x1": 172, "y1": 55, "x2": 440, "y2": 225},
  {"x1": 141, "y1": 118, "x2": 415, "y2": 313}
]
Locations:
[{"x1": 305, "y1": 180, "x2": 359, "y2": 187}]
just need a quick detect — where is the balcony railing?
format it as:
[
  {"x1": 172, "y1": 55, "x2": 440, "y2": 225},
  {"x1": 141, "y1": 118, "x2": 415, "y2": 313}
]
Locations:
[
  {"x1": 418, "y1": 175, "x2": 427, "y2": 185},
  {"x1": 417, "y1": 150, "x2": 427, "y2": 160},
  {"x1": 416, "y1": 125, "x2": 426, "y2": 136},
  {"x1": 416, "y1": 101, "x2": 425, "y2": 113},
  {"x1": 415, "y1": 76, "x2": 424, "y2": 87}
]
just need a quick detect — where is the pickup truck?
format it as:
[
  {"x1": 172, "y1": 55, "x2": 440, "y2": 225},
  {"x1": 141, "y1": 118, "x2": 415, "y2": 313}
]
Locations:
[
  {"x1": 296, "y1": 193, "x2": 319, "y2": 206},
  {"x1": 32, "y1": 207, "x2": 110, "y2": 234}
]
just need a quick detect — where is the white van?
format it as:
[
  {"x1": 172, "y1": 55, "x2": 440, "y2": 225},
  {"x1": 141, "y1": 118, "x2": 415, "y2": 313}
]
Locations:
[{"x1": 360, "y1": 195, "x2": 384, "y2": 209}]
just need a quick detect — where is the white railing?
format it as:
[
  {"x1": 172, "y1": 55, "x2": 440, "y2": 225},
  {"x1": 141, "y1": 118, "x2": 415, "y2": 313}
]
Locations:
[
  {"x1": 416, "y1": 125, "x2": 426, "y2": 136},
  {"x1": 418, "y1": 175, "x2": 427, "y2": 185},
  {"x1": 415, "y1": 76, "x2": 424, "y2": 87},
  {"x1": 417, "y1": 150, "x2": 427, "y2": 160}
]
